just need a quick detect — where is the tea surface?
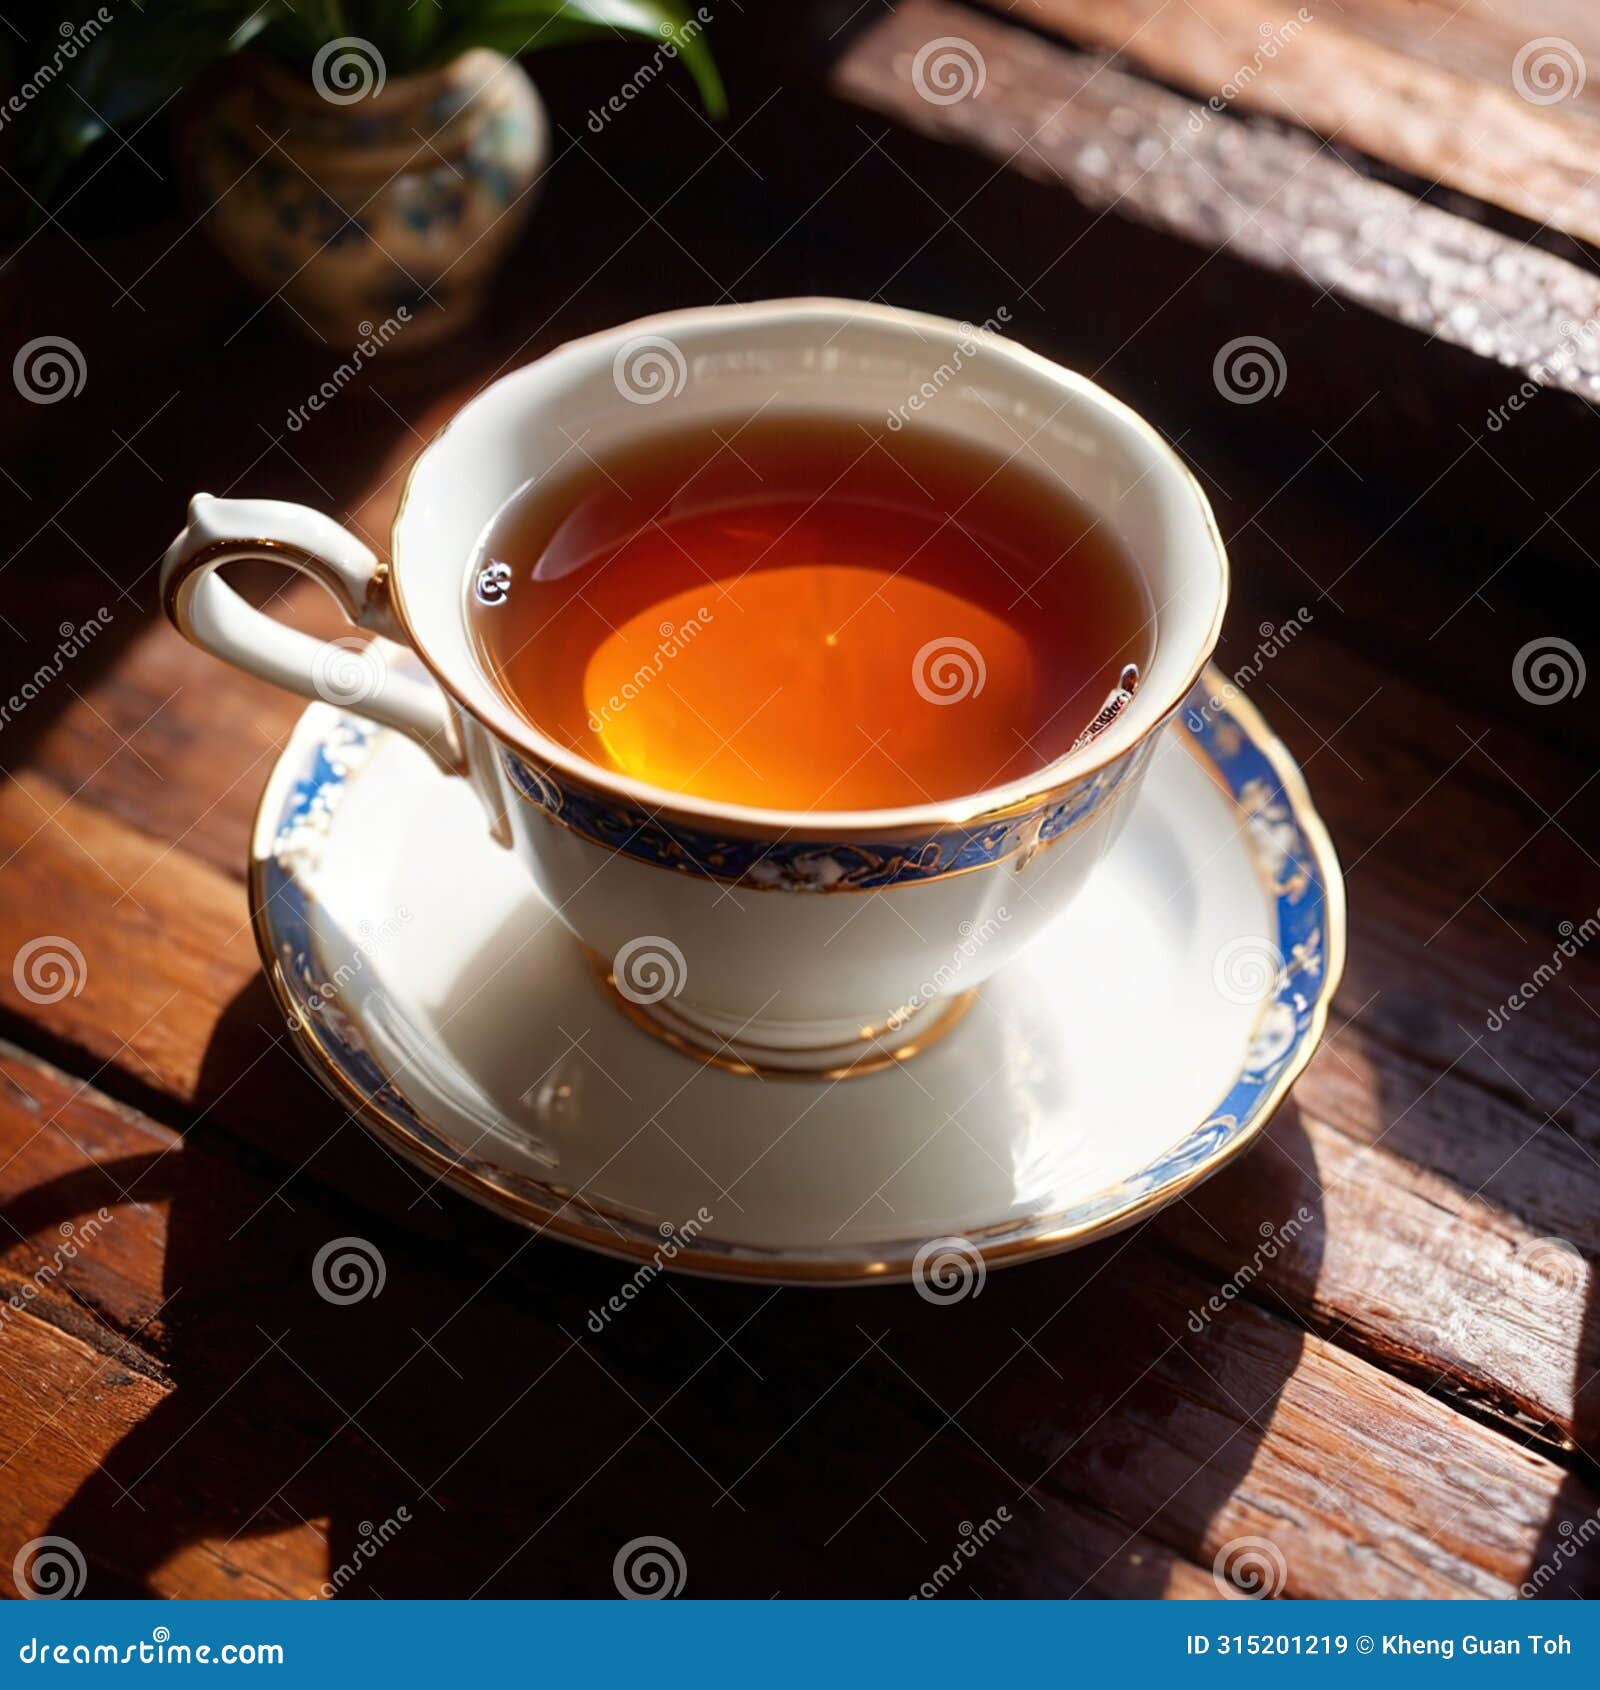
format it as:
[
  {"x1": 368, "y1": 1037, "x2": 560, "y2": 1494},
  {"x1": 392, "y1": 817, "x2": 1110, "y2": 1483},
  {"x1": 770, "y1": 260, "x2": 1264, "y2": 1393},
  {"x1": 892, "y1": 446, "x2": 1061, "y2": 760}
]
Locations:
[{"x1": 466, "y1": 415, "x2": 1151, "y2": 811}]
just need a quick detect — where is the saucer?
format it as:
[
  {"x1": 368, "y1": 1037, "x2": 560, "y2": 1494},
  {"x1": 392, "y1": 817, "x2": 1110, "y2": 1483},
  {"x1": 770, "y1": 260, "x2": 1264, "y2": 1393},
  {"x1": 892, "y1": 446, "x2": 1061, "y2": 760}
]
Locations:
[{"x1": 251, "y1": 664, "x2": 1344, "y2": 1285}]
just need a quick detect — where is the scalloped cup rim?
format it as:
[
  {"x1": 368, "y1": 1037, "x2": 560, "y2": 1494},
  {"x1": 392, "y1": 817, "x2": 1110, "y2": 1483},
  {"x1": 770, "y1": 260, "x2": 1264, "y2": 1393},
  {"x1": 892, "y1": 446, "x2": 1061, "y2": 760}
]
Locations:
[{"x1": 389, "y1": 297, "x2": 1229, "y2": 838}]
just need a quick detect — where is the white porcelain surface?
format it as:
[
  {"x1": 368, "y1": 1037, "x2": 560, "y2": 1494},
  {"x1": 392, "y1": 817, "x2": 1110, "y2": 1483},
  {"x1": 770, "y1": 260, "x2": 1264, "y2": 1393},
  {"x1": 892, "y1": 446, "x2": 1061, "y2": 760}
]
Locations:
[
  {"x1": 253, "y1": 680, "x2": 1342, "y2": 1282},
  {"x1": 164, "y1": 301, "x2": 1229, "y2": 1056},
  {"x1": 393, "y1": 299, "x2": 1228, "y2": 817}
]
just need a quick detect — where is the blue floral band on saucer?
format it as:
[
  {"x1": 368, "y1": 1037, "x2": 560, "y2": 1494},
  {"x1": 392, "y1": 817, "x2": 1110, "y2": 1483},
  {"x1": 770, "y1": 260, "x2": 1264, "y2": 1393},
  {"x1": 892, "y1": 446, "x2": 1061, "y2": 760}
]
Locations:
[
  {"x1": 1060, "y1": 693, "x2": 1334, "y2": 1228},
  {"x1": 252, "y1": 667, "x2": 1344, "y2": 1282},
  {"x1": 500, "y1": 736, "x2": 1159, "y2": 892}
]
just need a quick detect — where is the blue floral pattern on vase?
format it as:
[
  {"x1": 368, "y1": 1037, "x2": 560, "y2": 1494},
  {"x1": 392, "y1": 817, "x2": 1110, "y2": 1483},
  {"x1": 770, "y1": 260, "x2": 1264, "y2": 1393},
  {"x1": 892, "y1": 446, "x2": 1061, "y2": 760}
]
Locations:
[{"x1": 184, "y1": 48, "x2": 546, "y2": 349}]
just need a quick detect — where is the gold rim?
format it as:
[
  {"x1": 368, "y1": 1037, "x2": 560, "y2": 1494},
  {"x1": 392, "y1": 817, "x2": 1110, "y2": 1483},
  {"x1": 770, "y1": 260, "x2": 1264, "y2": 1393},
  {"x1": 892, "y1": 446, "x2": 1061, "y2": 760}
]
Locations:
[
  {"x1": 589, "y1": 950, "x2": 978, "y2": 1081},
  {"x1": 163, "y1": 534, "x2": 364, "y2": 636},
  {"x1": 385, "y1": 299, "x2": 1230, "y2": 843},
  {"x1": 247, "y1": 664, "x2": 1345, "y2": 1285},
  {"x1": 501, "y1": 738, "x2": 1157, "y2": 895}
]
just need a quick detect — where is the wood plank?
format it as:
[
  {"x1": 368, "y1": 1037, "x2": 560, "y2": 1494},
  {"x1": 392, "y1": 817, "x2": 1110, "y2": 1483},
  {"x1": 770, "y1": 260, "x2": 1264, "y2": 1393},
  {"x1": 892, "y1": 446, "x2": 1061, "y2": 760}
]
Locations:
[
  {"x1": 1335, "y1": 1, "x2": 1600, "y2": 118},
  {"x1": 834, "y1": 1243, "x2": 1600, "y2": 1598},
  {"x1": 0, "y1": 1311, "x2": 320, "y2": 1599},
  {"x1": 835, "y1": 0, "x2": 1600, "y2": 404},
  {"x1": 1155, "y1": 1079, "x2": 1600, "y2": 1451},
  {"x1": 0, "y1": 770, "x2": 261, "y2": 1103},
  {"x1": 0, "y1": 1039, "x2": 1221, "y2": 1598},
  {"x1": 2, "y1": 749, "x2": 1596, "y2": 1513},
  {"x1": 1022, "y1": 0, "x2": 1600, "y2": 246},
  {"x1": 1200, "y1": 564, "x2": 1600, "y2": 1129}
]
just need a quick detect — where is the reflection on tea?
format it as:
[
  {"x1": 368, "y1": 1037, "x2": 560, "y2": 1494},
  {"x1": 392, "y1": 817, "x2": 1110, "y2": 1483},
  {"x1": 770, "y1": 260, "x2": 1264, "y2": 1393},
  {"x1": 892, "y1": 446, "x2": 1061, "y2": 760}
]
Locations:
[{"x1": 467, "y1": 414, "x2": 1152, "y2": 810}]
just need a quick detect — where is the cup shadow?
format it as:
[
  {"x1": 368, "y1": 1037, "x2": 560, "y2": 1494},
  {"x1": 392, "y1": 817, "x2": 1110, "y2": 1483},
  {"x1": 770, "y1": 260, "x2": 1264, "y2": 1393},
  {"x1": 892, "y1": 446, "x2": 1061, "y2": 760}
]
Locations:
[{"x1": 12, "y1": 973, "x2": 1337, "y2": 1597}]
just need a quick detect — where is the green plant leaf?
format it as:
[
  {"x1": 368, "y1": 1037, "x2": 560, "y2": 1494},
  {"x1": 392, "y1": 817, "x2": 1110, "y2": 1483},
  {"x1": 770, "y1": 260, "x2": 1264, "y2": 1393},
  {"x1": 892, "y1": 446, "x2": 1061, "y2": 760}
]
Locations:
[
  {"x1": 9, "y1": 0, "x2": 724, "y2": 215},
  {"x1": 17, "y1": 1, "x2": 283, "y2": 204},
  {"x1": 386, "y1": 2, "x2": 448, "y2": 73},
  {"x1": 435, "y1": 0, "x2": 725, "y2": 117}
]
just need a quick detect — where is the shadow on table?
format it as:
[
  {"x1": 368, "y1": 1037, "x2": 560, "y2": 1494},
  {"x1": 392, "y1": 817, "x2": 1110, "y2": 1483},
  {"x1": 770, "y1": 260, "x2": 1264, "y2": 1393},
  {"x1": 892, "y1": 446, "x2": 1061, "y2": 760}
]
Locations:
[
  {"x1": 0, "y1": 978, "x2": 1336, "y2": 1597},
  {"x1": 15, "y1": 962, "x2": 1598, "y2": 1599}
]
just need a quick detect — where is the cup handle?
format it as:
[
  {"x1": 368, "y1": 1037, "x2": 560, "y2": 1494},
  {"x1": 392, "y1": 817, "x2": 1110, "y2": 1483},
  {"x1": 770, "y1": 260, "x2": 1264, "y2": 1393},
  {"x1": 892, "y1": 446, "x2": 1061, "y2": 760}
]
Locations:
[{"x1": 160, "y1": 493, "x2": 465, "y2": 777}]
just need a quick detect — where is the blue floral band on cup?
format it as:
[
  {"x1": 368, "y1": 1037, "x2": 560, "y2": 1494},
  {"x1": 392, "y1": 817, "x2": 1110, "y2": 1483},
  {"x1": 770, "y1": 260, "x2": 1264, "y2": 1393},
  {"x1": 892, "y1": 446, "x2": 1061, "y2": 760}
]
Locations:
[
  {"x1": 256, "y1": 669, "x2": 1340, "y2": 1278},
  {"x1": 499, "y1": 736, "x2": 1159, "y2": 892}
]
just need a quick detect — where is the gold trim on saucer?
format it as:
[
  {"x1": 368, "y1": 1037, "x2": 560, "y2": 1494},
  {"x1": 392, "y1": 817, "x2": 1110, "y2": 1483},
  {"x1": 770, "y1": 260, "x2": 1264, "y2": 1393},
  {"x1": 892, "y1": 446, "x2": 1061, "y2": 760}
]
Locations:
[
  {"x1": 246, "y1": 662, "x2": 1346, "y2": 1286},
  {"x1": 585, "y1": 947, "x2": 976, "y2": 1080}
]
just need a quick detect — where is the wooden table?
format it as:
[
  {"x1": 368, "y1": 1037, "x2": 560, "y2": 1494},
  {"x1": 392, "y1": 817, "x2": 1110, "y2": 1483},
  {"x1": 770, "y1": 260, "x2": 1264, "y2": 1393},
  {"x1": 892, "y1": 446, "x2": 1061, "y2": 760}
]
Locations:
[{"x1": 1, "y1": 5, "x2": 1597, "y2": 1600}]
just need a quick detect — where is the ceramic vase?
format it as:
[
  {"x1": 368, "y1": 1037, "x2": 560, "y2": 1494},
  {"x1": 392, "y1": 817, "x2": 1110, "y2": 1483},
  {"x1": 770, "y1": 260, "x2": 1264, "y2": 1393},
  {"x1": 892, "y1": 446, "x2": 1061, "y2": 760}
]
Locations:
[{"x1": 184, "y1": 48, "x2": 547, "y2": 349}]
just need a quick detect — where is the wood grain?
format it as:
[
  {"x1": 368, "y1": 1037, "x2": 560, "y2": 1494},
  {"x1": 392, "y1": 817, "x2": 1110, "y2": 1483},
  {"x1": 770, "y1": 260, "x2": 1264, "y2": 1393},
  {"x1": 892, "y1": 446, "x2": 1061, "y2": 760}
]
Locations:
[
  {"x1": 2, "y1": 17, "x2": 1598, "y2": 1594},
  {"x1": 1021, "y1": 0, "x2": 1600, "y2": 245},
  {"x1": 3, "y1": 406, "x2": 1597, "y2": 1478},
  {"x1": 836, "y1": 0, "x2": 1600, "y2": 403},
  {"x1": 1333, "y1": 0, "x2": 1600, "y2": 113},
  {"x1": 1, "y1": 719, "x2": 1596, "y2": 1577},
  {"x1": 2, "y1": 1038, "x2": 1594, "y2": 1598},
  {"x1": 0, "y1": 1042, "x2": 1228, "y2": 1597}
]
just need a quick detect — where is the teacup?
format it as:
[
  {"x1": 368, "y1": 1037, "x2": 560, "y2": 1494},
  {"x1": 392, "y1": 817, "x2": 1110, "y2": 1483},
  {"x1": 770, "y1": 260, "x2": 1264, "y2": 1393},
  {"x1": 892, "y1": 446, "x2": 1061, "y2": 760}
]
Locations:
[{"x1": 161, "y1": 299, "x2": 1227, "y2": 1076}]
